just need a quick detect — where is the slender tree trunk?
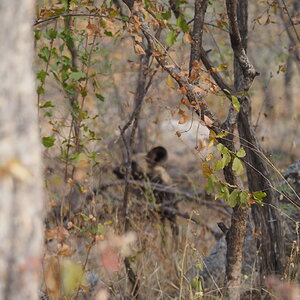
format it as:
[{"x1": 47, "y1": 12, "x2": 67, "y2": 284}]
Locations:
[
  {"x1": 284, "y1": 52, "x2": 294, "y2": 114},
  {"x1": 0, "y1": 0, "x2": 44, "y2": 299},
  {"x1": 222, "y1": 2, "x2": 250, "y2": 299},
  {"x1": 238, "y1": 103, "x2": 286, "y2": 277},
  {"x1": 233, "y1": 0, "x2": 285, "y2": 284}
]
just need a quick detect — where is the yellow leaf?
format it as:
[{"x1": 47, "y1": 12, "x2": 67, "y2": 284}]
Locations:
[
  {"x1": 208, "y1": 139, "x2": 215, "y2": 149},
  {"x1": 206, "y1": 153, "x2": 213, "y2": 161},
  {"x1": 166, "y1": 75, "x2": 175, "y2": 89}
]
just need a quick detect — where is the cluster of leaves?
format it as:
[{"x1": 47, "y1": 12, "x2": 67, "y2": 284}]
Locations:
[
  {"x1": 203, "y1": 141, "x2": 266, "y2": 207},
  {"x1": 35, "y1": 4, "x2": 114, "y2": 155}
]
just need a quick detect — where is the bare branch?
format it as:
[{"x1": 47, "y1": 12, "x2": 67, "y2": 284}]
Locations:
[
  {"x1": 225, "y1": 0, "x2": 258, "y2": 91},
  {"x1": 189, "y1": 0, "x2": 209, "y2": 74}
]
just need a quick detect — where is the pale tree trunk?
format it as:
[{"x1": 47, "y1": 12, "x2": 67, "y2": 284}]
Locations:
[{"x1": 0, "y1": 0, "x2": 44, "y2": 299}]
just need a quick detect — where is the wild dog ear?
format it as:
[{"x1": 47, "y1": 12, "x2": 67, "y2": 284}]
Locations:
[{"x1": 146, "y1": 146, "x2": 168, "y2": 165}]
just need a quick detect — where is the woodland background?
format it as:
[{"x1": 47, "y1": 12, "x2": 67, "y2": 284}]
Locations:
[{"x1": 0, "y1": 0, "x2": 299, "y2": 299}]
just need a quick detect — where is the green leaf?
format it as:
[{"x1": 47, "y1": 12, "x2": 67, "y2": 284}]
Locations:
[
  {"x1": 145, "y1": 0, "x2": 151, "y2": 8},
  {"x1": 44, "y1": 28, "x2": 57, "y2": 40},
  {"x1": 69, "y1": 71, "x2": 86, "y2": 81},
  {"x1": 161, "y1": 11, "x2": 172, "y2": 20},
  {"x1": 37, "y1": 85, "x2": 45, "y2": 95},
  {"x1": 109, "y1": 9, "x2": 120, "y2": 18},
  {"x1": 215, "y1": 186, "x2": 229, "y2": 201},
  {"x1": 231, "y1": 95, "x2": 240, "y2": 112},
  {"x1": 177, "y1": 15, "x2": 189, "y2": 33},
  {"x1": 95, "y1": 93, "x2": 105, "y2": 102},
  {"x1": 80, "y1": 213, "x2": 90, "y2": 221},
  {"x1": 214, "y1": 159, "x2": 225, "y2": 171},
  {"x1": 97, "y1": 223, "x2": 105, "y2": 235},
  {"x1": 228, "y1": 190, "x2": 239, "y2": 207},
  {"x1": 239, "y1": 191, "x2": 250, "y2": 206},
  {"x1": 223, "y1": 186, "x2": 230, "y2": 200},
  {"x1": 39, "y1": 101, "x2": 55, "y2": 108},
  {"x1": 216, "y1": 143, "x2": 229, "y2": 155},
  {"x1": 38, "y1": 47, "x2": 51, "y2": 62},
  {"x1": 253, "y1": 191, "x2": 267, "y2": 199},
  {"x1": 232, "y1": 157, "x2": 244, "y2": 175},
  {"x1": 206, "y1": 174, "x2": 216, "y2": 194},
  {"x1": 37, "y1": 70, "x2": 48, "y2": 84},
  {"x1": 42, "y1": 136, "x2": 55, "y2": 148},
  {"x1": 236, "y1": 147, "x2": 246, "y2": 158},
  {"x1": 34, "y1": 29, "x2": 41, "y2": 41},
  {"x1": 253, "y1": 191, "x2": 267, "y2": 205},
  {"x1": 221, "y1": 152, "x2": 231, "y2": 167},
  {"x1": 166, "y1": 30, "x2": 177, "y2": 47},
  {"x1": 104, "y1": 30, "x2": 113, "y2": 36}
]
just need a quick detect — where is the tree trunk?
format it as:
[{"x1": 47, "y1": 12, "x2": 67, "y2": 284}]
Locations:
[
  {"x1": 284, "y1": 51, "x2": 294, "y2": 114},
  {"x1": 235, "y1": 0, "x2": 285, "y2": 283},
  {"x1": 0, "y1": 0, "x2": 44, "y2": 299},
  {"x1": 238, "y1": 101, "x2": 286, "y2": 278}
]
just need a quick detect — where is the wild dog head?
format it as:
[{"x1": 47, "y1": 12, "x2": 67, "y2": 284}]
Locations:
[{"x1": 113, "y1": 146, "x2": 171, "y2": 185}]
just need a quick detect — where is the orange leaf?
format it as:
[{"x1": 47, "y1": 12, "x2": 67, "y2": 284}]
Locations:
[
  {"x1": 201, "y1": 162, "x2": 213, "y2": 178},
  {"x1": 178, "y1": 86, "x2": 187, "y2": 95},
  {"x1": 86, "y1": 23, "x2": 99, "y2": 35},
  {"x1": 181, "y1": 97, "x2": 190, "y2": 107}
]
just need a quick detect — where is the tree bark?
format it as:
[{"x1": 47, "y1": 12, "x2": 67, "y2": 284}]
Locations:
[
  {"x1": 238, "y1": 101, "x2": 286, "y2": 278},
  {"x1": 232, "y1": 0, "x2": 285, "y2": 283},
  {"x1": 0, "y1": 0, "x2": 44, "y2": 299},
  {"x1": 235, "y1": 0, "x2": 285, "y2": 280}
]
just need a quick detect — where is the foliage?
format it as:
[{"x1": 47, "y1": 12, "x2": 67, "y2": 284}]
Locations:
[{"x1": 34, "y1": 0, "x2": 300, "y2": 298}]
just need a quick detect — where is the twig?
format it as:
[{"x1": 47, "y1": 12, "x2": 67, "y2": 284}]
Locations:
[{"x1": 34, "y1": 13, "x2": 128, "y2": 26}]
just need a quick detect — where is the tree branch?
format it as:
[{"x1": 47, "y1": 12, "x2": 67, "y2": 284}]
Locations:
[
  {"x1": 189, "y1": 0, "x2": 209, "y2": 75},
  {"x1": 225, "y1": 0, "x2": 258, "y2": 91}
]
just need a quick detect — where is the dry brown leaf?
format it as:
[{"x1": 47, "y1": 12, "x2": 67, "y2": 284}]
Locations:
[
  {"x1": 195, "y1": 139, "x2": 207, "y2": 152},
  {"x1": 178, "y1": 108, "x2": 185, "y2": 116},
  {"x1": 45, "y1": 226, "x2": 69, "y2": 241},
  {"x1": 165, "y1": 64, "x2": 176, "y2": 69},
  {"x1": 58, "y1": 243, "x2": 76, "y2": 257},
  {"x1": 181, "y1": 97, "x2": 190, "y2": 107},
  {"x1": 134, "y1": 44, "x2": 146, "y2": 55},
  {"x1": 131, "y1": 33, "x2": 143, "y2": 43},
  {"x1": 204, "y1": 115, "x2": 214, "y2": 127},
  {"x1": 178, "y1": 86, "x2": 187, "y2": 95},
  {"x1": 44, "y1": 256, "x2": 61, "y2": 299},
  {"x1": 178, "y1": 115, "x2": 189, "y2": 124},
  {"x1": 184, "y1": 32, "x2": 193, "y2": 43},
  {"x1": 201, "y1": 162, "x2": 213, "y2": 178},
  {"x1": 86, "y1": 23, "x2": 99, "y2": 36},
  {"x1": 194, "y1": 86, "x2": 204, "y2": 94}
]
